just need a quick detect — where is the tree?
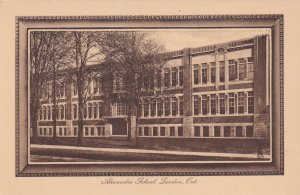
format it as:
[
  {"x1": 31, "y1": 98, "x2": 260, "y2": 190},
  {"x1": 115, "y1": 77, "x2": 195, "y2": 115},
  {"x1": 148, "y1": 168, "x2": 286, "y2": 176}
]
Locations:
[
  {"x1": 71, "y1": 31, "x2": 105, "y2": 146},
  {"x1": 100, "y1": 31, "x2": 166, "y2": 142},
  {"x1": 30, "y1": 31, "x2": 72, "y2": 143}
]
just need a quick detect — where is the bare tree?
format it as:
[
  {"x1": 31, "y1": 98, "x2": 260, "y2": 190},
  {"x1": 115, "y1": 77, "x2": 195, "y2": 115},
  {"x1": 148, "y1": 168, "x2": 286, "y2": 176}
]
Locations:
[
  {"x1": 71, "y1": 31, "x2": 105, "y2": 146},
  {"x1": 30, "y1": 31, "x2": 72, "y2": 143},
  {"x1": 100, "y1": 32, "x2": 166, "y2": 142}
]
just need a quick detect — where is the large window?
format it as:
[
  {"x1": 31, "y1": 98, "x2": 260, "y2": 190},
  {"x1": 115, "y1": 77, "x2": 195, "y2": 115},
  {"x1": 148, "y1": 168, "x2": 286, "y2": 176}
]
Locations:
[
  {"x1": 157, "y1": 99, "x2": 163, "y2": 116},
  {"x1": 210, "y1": 62, "x2": 216, "y2": 83},
  {"x1": 219, "y1": 61, "x2": 225, "y2": 82},
  {"x1": 214, "y1": 126, "x2": 221, "y2": 137},
  {"x1": 224, "y1": 126, "x2": 231, "y2": 137},
  {"x1": 210, "y1": 94, "x2": 217, "y2": 115},
  {"x1": 193, "y1": 64, "x2": 199, "y2": 84},
  {"x1": 219, "y1": 93, "x2": 225, "y2": 114},
  {"x1": 202, "y1": 63, "x2": 207, "y2": 84},
  {"x1": 203, "y1": 126, "x2": 209, "y2": 137},
  {"x1": 144, "y1": 127, "x2": 150, "y2": 136},
  {"x1": 150, "y1": 99, "x2": 156, "y2": 116},
  {"x1": 88, "y1": 103, "x2": 92, "y2": 118},
  {"x1": 228, "y1": 59, "x2": 236, "y2": 81},
  {"x1": 73, "y1": 104, "x2": 77, "y2": 119},
  {"x1": 178, "y1": 127, "x2": 183, "y2": 136},
  {"x1": 93, "y1": 103, "x2": 97, "y2": 118},
  {"x1": 179, "y1": 66, "x2": 183, "y2": 86},
  {"x1": 229, "y1": 93, "x2": 235, "y2": 114},
  {"x1": 248, "y1": 91, "x2": 254, "y2": 113},
  {"x1": 143, "y1": 100, "x2": 149, "y2": 117},
  {"x1": 153, "y1": 127, "x2": 158, "y2": 136},
  {"x1": 164, "y1": 98, "x2": 170, "y2": 116},
  {"x1": 117, "y1": 102, "x2": 126, "y2": 115},
  {"x1": 238, "y1": 92, "x2": 245, "y2": 114},
  {"x1": 164, "y1": 68, "x2": 170, "y2": 88},
  {"x1": 238, "y1": 58, "x2": 245, "y2": 80},
  {"x1": 236, "y1": 126, "x2": 243, "y2": 137},
  {"x1": 247, "y1": 57, "x2": 254, "y2": 79},
  {"x1": 171, "y1": 67, "x2": 178, "y2": 87},
  {"x1": 202, "y1": 95, "x2": 207, "y2": 115},
  {"x1": 193, "y1": 96, "x2": 199, "y2": 115},
  {"x1": 171, "y1": 97, "x2": 177, "y2": 116},
  {"x1": 179, "y1": 96, "x2": 183, "y2": 115}
]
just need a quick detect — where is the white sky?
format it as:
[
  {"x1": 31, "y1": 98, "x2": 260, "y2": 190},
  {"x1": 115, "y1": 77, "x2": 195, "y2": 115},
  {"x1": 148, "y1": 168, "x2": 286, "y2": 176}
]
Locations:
[{"x1": 146, "y1": 28, "x2": 271, "y2": 51}]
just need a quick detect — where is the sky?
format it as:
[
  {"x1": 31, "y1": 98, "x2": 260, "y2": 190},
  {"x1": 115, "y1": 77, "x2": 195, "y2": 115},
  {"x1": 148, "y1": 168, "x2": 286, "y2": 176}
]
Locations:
[{"x1": 146, "y1": 28, "x2": 271, "y2": 51}]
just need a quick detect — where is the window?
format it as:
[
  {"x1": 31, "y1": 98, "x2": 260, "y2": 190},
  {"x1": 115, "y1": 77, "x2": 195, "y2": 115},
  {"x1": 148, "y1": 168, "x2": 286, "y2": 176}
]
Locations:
[
  {"x1": 157, "y1": 99, "x2": 163, "y2": 116},
  {"x1": 193, "y1": 96, "x2": 199, "y2": 115},
  {"x1": 117, "y1": 102, "x2": 126, "y2": 115},
  {"x1": 160, "y1": 127, "x2": 165, "y2": 136},
  {"x1": 59, "y1": 127, "x2": 63, "y2": 136},
  {"x1": 236, "y1": 126, "x2": 243, "y2": 137},
  {"x1": 139, "y1": 127, "x2": 143, "y2": 136},
  {"x1": 156, "y1": 69, "x2": 162, "y2": 88},
  {"x1": 178, "y1": 127, "x2": 183, "y2": 136},
  {"x1": 90, "y1": 127, "x2": 94, "y2": 136},
  {"x1": 224, "y1": 126, "x2": 231, "y2": 137},
  {"x1": 88, "y1": 103, "x2": 92, "y2": 118},
  {"x1": 219, "y1": 61, "x2": 225, "y2": 82},
  {"x1": 64, "y1": 127, "x2": 67, "y2": 136},
  {"x1": 97, "y1": 127, "x2": 103, "y2": 136},
  {"x1": 143, "y1": 100, "x2": 149, "y2": 117},
  {"x1": 60, "y1": 105, "x2": 64, "y2": 120},
  {"x1": 171, "y1": 67, "x2": 178, "y2": 86},
  {"x1": 113, "y1": 72, "x2": 123, "y2": 92},
  {"x1": 179, "y1": 66, "x2": 183, "y2": 86},
  {"x1": 179, "y1": 96, "x2": 183, "y2": 115},
  {"x1": 93, "y1": 104, "x2": 97, "y2": 118},
  {"x1": 150, "y1": 100, "x2": 156, "y2": 116},
  {"x1": 246, "y1": 126, "x2": 254, "y2": 137},
  {"x1": 94, "y1": 79, "x2": 102, "y2": 94},
  {"x1": 202, "y1": 95, "x2": 208, "y2": 115},
  {"x1": 171, "y1": 97, "x2": 177, "y2": 116},
  {"x1": 229, "y1": 59, "x2": 236, "y2": 81},
  {"x1": 164, "y1": 68, "x2": 170, "y2": 88},
  {"x1": 49, "y1": 128, "x2": 52, "y2": 136},
  {"x1": 47, "y1": 106, "x2": 51, "y2": 120},
  {"x1": 73, "y1": 104, "x2": 77, "y2": 119},
  {"x1": 210, "y1": 94, "x2": 217, "y2": 115},
  {"x1": 219, "y1": 93, "x2": 225, "y2": 114},
  {"x1": 73, "y1": 83, "x2": 78, "y2": 96},
  {"x1": 238, "y1": 92, "x2": 245, "y2": 114},
  {"x1": 202, "y1": 63, "x2": 207, "y2": 84},
  {"x1": 193, "y1": 64, "x2": 199, "y2": 84},
  {"x1": 247, "y1": 57, "x2": 254, "y2": 79},
  {"x1": 59, "y1": 84, "x2": 65, "y2": 98},
  {"x1": 164, "y1": 98, "x2": 170, "y2": 116},
  {"x1": 229, "y1": 93, "x2": 235, "y2": 114},
  {"x1": 39, "y1": 128, "x2": 42, "y2": 135},
  {"x1": 43, "y1": 128, "x2": 47, "y2": 136},
  {"x1": 203, "y1": 126, "x2": 209, "y2": 137},
  {"x1": 39, "y1": 109, "x2": 42, "y2": 120},
  {"x1": 144, "y1": 127, "x2": 150, "y2": 136},
  {"x1": 98, "y1": 103, "x2": 103, "y2": 117},
  {"x1": 194, "y1": 126, "x2": 200, "y2": 137},
  {"x1": 74, "y1": 127, "x2": 77, "y2": 136},
  {"x1": 153, "y1": 127, "x2": 158, "y2": 136},
  {"x1": 248, "y1": 91, "x2": 254, "y2": 113},
  {"x1": 42, "y1": 107, "x2": 46, "y2": 120},
  {"x1": 210, "y1": 62, "x2": 216, "y2": 83},
  {"x1": 214, "y1": 126, "x2": 221, "y2": 137},
  {"x1": 238, "y1": 58, "x2": 245, "y2": 80},
  {"x1": 85, "y1": 127, "x2": 89, "y2": 136},
  {"x1": 170, "y1": 127, "x2": 176, "y2": 136}
]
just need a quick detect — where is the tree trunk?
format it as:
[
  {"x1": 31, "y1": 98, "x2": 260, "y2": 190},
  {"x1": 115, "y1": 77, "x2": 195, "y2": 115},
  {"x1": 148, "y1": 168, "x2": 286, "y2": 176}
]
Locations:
[
  {"x1": 77, "y1": 74, "x2": 84, "y2": 146},
  {"x1": 30, "y1": 105, "x2": 38, "y2": 144}
]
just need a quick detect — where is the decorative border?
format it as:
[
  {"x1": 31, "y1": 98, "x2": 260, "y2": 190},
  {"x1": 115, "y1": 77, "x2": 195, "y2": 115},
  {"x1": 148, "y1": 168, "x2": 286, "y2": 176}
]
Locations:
[{"x1": 15, "y1": 14, "x2": 284, "y2": 177}]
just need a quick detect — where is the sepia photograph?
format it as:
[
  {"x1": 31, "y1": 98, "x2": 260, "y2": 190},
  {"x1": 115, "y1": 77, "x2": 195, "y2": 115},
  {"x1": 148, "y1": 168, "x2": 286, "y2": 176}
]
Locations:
[{"x1": 15, "y1": 15, "x2": 283, "y2": 176}]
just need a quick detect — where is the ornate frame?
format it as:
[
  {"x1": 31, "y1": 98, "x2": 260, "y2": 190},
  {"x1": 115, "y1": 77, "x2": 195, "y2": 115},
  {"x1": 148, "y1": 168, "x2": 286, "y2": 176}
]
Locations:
[{"x1": 16, "y1": 15, "x2": 284, "y2": 176}]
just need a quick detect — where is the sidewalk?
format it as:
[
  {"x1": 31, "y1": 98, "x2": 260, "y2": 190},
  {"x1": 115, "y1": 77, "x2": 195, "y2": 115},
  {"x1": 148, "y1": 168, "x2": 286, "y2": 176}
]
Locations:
[{"x1": 31, "y1": 144, "x2": 270, "y2": 159}]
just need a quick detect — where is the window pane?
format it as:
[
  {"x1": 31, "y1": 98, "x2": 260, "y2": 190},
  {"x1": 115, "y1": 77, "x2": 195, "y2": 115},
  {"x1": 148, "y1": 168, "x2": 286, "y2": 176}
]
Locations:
[
  {"x1": 203, "y1": 126, "x2": 209, "y2": 137},
  {"x1": 153, "y1": 127, "x2": 158, "y2": 136},
  {"x1": 214, "y1": 126, "x2": 221, "y2": 137},
  {"x1": 160, "y1": 127, "x2": 165, "y2": 136},
  {"x1": 194, "y1": 126, "x2": 200, "y2": 137},
  {"x1": 224, "y1": 126, "x2": 231, "y2": 137},
  {"x1": 170, "y1": 127, "x2": 176, "y2": 136},
  {"x1": 236, "y1": 126, "x2": 243, "y2": 137},
  {"x1": 178, "y1": 127, "x2": 183, "y2": 136}
]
